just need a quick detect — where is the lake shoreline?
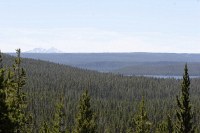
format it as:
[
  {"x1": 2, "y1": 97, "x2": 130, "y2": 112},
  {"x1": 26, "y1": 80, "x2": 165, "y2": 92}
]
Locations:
[{"x1": 132, "y1": 75, "x2": 200, "y2": 79}]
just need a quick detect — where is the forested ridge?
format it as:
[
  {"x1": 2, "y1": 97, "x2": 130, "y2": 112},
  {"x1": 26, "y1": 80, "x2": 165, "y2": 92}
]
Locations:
[
  {"x1": 1, "y1": 51, "x2": 200, "y2": 132},
  {"x1": 15, "y1": 53, "x2": 200, "y2": 75}
]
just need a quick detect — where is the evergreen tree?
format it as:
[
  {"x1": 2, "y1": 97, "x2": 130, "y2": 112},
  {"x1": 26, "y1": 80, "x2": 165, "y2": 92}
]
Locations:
[
  {"x1": 134, "y1": 97, "x2": 151, "y2": 133},
  {"x1": 155, "y1": 115, "x2": 173, "y2": 133},
  {"x1": 167, "y1": 115, "x2": 173, "y2": 133},
  {"x1": 175, "y1": 64, "x2": 195, "y2": 133},
  {"x1": 52, "y1": 97, "x2": 67, "y2": 133},
  {"x1": 73, "y1": 90, "x2": 96, "y2": 133},
  {"x1": 0, "y1": 49, "x2": 30, "y2": 132},
  {"x1": 0, "y1": 52, "x2": 15, "y2": 133},
  {"x1": 11, "y1": 49, "x2": 29, "y2": 132},
  {"x1": 0, "y1": 51, "x2": 2, "y2": 68},
  {"x1": 127, "y1": 113, "x2": 135, "y2": 133}
]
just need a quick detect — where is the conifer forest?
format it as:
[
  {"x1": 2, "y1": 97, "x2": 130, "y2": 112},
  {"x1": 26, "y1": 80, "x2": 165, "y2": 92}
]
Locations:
[{"x1": 1, "y1": 50, "x2": 200, "y2": 133}]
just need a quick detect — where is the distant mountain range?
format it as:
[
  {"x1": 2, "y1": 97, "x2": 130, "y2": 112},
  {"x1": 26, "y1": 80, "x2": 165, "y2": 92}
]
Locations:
[{"x1": 26, "y1": 47, "x2": 63, "y2": 53}]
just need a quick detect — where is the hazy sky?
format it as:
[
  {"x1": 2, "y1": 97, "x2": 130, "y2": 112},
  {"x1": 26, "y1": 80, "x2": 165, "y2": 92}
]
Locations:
[{"x1": 0, "y1": 0, "x2": 200, "y2": 53}]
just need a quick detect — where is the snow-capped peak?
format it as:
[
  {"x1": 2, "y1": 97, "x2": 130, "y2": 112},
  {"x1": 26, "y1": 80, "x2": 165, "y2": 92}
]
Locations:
[{"x1": 26, "y1": 47, "x2": 63, "y2": 53}]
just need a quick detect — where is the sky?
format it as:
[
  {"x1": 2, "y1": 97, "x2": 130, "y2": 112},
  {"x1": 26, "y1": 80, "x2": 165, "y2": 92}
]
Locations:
[{"x1": 0, "y1": 0, "x2": 200, "y2": 53}]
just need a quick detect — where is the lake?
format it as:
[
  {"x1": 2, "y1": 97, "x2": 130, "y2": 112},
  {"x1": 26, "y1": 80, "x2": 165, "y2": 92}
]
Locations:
[{"x1": 136, "y1": 75, "x2": 200, "y2": 79}]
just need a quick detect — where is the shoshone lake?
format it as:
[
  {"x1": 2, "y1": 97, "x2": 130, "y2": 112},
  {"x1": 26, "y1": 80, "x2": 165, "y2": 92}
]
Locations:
[{"x1": 134, "y1": 75, "x2": 200, "y2": 79}]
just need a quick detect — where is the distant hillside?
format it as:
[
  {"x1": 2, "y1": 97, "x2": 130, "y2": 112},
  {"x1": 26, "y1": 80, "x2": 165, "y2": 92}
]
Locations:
[
  {"x1": 19, "y1": 52, "x2": 200, "y2": 63},
  {"x1": 112, "y1": 62, "x2": 200, "y2": 76},
  {"x1": 8, "y1": 52, "x2": 200, "y2": 76}
]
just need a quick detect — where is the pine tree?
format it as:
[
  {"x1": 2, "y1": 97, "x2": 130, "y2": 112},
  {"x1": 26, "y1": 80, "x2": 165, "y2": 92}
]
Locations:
[
  {"x1": 0, "y1": 52, "x2": 15, "y2": 133},
  {"x1": 73, "y1": 90, "x2": 96, "y2": 133},
  {"x1": 127, "y1": 113, "x2": 136, "y2": 133},
  {"x1": 155, "y1": 115, "x2": 173, "y2": 133},
  {"x1": 9, "y1": 49, "x2": 29, "y2": 132},
  {"x1": 134, "y1": 97, "x2": 151, "y2": 133},
  {"x1": 167, "y1": 115, "x2": 173, "y2": 133},
  {"x1": 0, "y1": 51, "x2": 2, "y2": 68},
  {"x1": 175, "y1": 64, "x2": 195, "y2": 133},
  {"x1": 0, "y1": 49, "x2": 31, "y2": 133},
  {"x1": 52, "y1": 97, "x2": 67, "y2": 133}
]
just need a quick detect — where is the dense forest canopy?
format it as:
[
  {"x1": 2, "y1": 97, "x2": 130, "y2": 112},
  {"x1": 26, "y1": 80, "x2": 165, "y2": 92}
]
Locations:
[{"x1": 1, "y1": 52, "x2": 200, "y2": 132}]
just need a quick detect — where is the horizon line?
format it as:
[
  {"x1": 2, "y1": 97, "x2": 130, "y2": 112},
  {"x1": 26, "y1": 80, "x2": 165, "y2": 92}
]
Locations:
[{"x1": 4, "y1": 51, "x2": 200, "y2": 54}]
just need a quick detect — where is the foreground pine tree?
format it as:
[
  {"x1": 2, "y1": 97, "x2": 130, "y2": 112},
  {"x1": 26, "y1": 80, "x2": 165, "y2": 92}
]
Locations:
[
  {"x1": 73, "y1": 90, "x2": 96, "y2": 133},
  {"x1": 175, "y1": 64, "x2": 195, "y2": 133},
  {"x1": 52, "y1": 97, "x2": 67, "y2": 133},
  {"x1": 0, "y1": 52, "x2": 15, "y2": 132},
  {"x1": 0, "y1": 49, "x2": 30, "y2": 133},
  {"x1": 0, "y1": 51, "x2": 2, "y2": 68},
  {"x1": 133, "y1": 97, "x2": 151, "y2": 133},
  {"x1": 10, "y1": 49, "x2": 31, "y2": 132}
]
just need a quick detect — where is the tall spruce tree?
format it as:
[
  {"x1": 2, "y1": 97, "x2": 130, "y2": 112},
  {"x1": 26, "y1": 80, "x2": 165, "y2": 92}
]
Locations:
[
  {"x1": 0, "y1": 52, "x2": 15, "y2": 132},
  {"x1": 133, "y1": 97, "x2": 151, "y2": 133},
  {"x1": 0, "y1": 51, "x2": 2, "y2": 68},
  {"x1": 52, "y1": 97, "x2": 67, "y2": 133},
  {"x1": 13, "y1": 49, "x2": 28, "y2": 132},
  {"x1": 73, "y1": 90, "x2": 96, "y2": 133},
  {"x1": 9, "y1": 49, "x2": 30, "y2": 132},
  {"x1": 175, "y1": 64, "x2": 195, "y2": 133},
  {"x1": 0, "y1": 49, "x2": 30, "y2": 132}
]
